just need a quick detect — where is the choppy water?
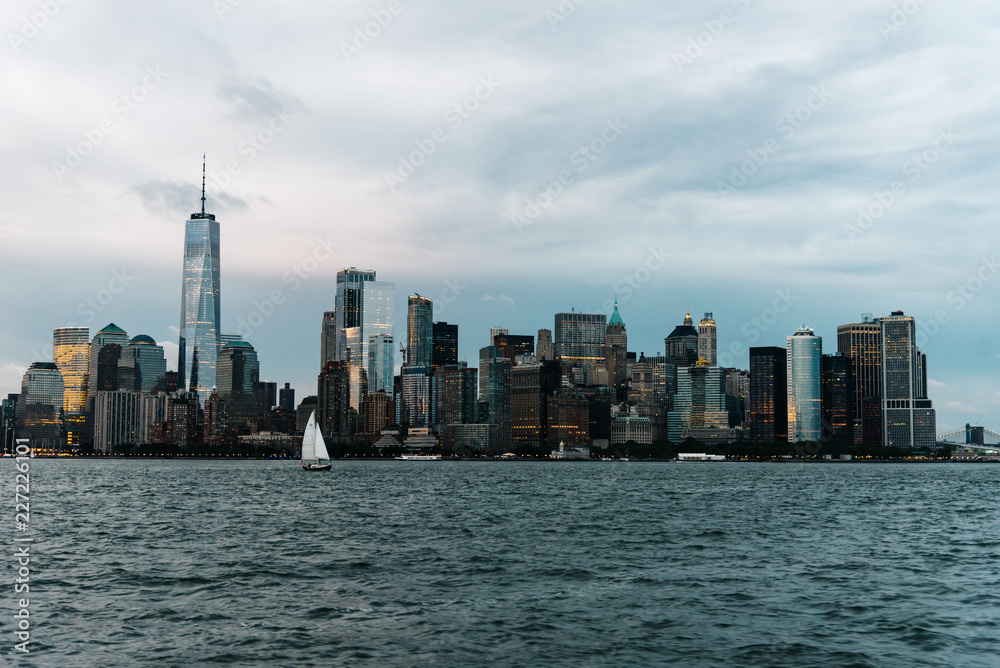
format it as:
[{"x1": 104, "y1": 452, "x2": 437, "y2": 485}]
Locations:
[{"x1": 2, "y1": 459, "x2": 999, "y2": 666}]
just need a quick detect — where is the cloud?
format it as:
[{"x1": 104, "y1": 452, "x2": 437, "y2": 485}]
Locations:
[
  {"x1": 131, "y1": 180, "x2": 254, "y2": 217},
  {"x1": 216, "y1": 72, "x2": 307, "y2": 124},
  {"x1": 0, "y1": 364, "x2": 27, "y2": 392},
  {"x1": 482, "y1": 294, "x2": 516, "y2": 307}
]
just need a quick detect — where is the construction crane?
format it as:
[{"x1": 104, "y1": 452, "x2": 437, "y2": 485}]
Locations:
[{"x1": 399, "y1": 342, "x2": 407, "y2": 365}]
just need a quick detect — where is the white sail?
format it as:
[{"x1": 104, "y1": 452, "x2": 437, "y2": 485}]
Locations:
[
  {"x1": 301, "y1": 411, "x2": 317, "y2": 462},
  {"x1": 314, "y1": 423, "x2": 330, "y2": 462}
]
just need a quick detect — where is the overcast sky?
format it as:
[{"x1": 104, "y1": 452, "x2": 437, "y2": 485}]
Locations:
[{"x1": 1, "y1": 0, "x2": 998, "y2": 436}]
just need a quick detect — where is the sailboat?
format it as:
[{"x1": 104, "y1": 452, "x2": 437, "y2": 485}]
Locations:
[{"x1": 301, "y1": 411, "x2": 332, "y2": 471}]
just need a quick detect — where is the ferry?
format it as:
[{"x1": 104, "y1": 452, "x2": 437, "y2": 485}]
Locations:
[{"x1": 396, "y1": 454, "x2": 442, "y2": 461}]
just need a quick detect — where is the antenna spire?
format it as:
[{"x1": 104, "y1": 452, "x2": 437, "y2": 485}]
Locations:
[{"x1": 201, "y1": 154, "x2": 207, "y2": 215}]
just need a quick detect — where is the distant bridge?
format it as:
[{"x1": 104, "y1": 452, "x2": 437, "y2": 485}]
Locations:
[{"x1": 937, "y1": 424, "x2": 1000, "y2": 450}]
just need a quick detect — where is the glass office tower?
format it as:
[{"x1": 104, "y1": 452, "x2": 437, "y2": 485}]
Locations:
[
  {"x1": 53, "y1": 326, "x2": 90, "y2": 413},
  {"x1": 178, "y1": 174, "x2": 221, "y2": 403},
  {"x1": 786, "y1": 326, "x2": 822, "y2": 443},
  {"x1": 407, "y1": 295, "x2": 433, "y2": 368}
]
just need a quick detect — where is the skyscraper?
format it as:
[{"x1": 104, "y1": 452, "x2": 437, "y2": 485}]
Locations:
[
  {"x1": 821, "y1": 353, "x2": 854, "y2": 443},
  {"x1": 318, "y1": 361, "x2": 351, "y2": 442},
  {"x1": 216, "y1": 341, "x2": 260, "y2": 432},
  {"x1": 279, "y1": 383, "x2": 295, "y2": 411},
  {"x1": 536, "y1": 329, "x2": 554, "y2": 361},
  {"x1": 17, "y1": 362, "x2": 65, "y2": 450},
  {"x1": 178, "y1": 162, "x2": 221, "y2": 402},
  {"x1": 334, "y1": 268, "x2": 376, "y2": 362},
  {"x1": 554, "y1": 311, "x2": 606, "y2": 385},
  {"x1": 698, "y1": 312, "x2": 717, "y2": 365},
  {"x1": 493, "y1": 333, "x2": 534, "y2": 362},
  {"x1": 435, "y1": 363, "x2": 478, "y2": 427},
  {"x1": 333, "y1": 270, "x2": 396, "y2": 411},
  {"x1": 880, "y1": 311, "x2": 936, "y2": 448},
  {"x1": 605, "y1": 300, "x2": 627, "y2": 388},
  {"x1": 407, "y1": 295, "x2": 433, "y2": 368},
  {"x1": 320, "y1": 310, "x2": 336, "y2": 368},
  {"x1": 787, "y1": 326, "x2": 822, "y2": 443},
  {"x1": 52, "y1": 326, "x2": 89, "y2": 413},
  {"x1": 88, "y1": 324, "x2": 129, "y2": 400},
  {"x1": 117, "y1": 336, "x2": 167, "y2": 394},
  {"x1": 667, "y1": 362, "x2": 733, "y2": 444},
  {"x1": 665, "y1": 311, "x2": 699, "y2": 368},
  {"x1": 749, "y1": 347, "x2": 787, "y2": 442},
  {"x1": 432, "y1": 322, "x2": 458, "y2": 369},
  {"x1": 837, "y1": 316, "x2": 882, "y2": 444}
]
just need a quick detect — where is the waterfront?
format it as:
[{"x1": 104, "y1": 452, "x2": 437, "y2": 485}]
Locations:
[{"x1": 4, "y1": 460, "x2": 999, "y2": 666}]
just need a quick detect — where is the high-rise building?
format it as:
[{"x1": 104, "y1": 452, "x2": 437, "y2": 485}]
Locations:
[
  {"x1": 837, "y1": 316, "x2": 882, "y2": 444},
  {"x1": 821, "y1": 353, "x2": 854, "y2": 443},
  {"x1": 318, "y1": 361, "x2": 351, "y2": 442},
  {"x1": 216, "y1": 341, "x2": 260, "y2": 432},
  {"x1": 17, "y1": 363, "x2": 64, "y2": 451},
  {"x1": 667, "y1": 363, "x2": 734, "y2": 444},
  {"x1": 749, "y1": 347, "x2": 787, "y2": 442},
  {"x1": 53, "y1": 326, "x2": 89, "y2": 413},
  {"x1": 432, "y1": 322, "x2": 458, "y2": 369},
  {"x1": 490, "y1": 327, "x2": 509, "y2": 343},
  {"x1": 536, "y1": 329, "x2": 554, "y2": 361},
  {"x1": 665, "y1": 311, "x2": 699, "y2": 368},
  {"x1": 363, "y1": 390, "x2": 393, "y2": 435},
  {"x1": 400, "y1": 365, "x2": 433, "y2": 426},
  {"x1": 178, "y1": 164, "x2": 221, "y2": 402},
  {"x1": 407, "y1": 295, "x2": 433, "y2": 368},
  {"x1": 605, "y1": 301, "x2": 628, "y2": 388},
  {"x1": 203, "y1": 391, "x2": 228, "y2": 446},
  {"x1": 279, "y1": 383, "x2": 295, "y2": 411},
  {"x1": 787, "y1": 327, "x2": 822, "y2": 443},
  {"x1": 350, "y1": 276, "x2": 395, "y2": 410},
  {"x1": 117, "y1": 336, "x2": 167, "y2": 394},
  {"x1": 483, "y1": 356, "x2": 512, "y2": 444},
  {"x1": 547, "y1": 391, "x2": 589, "y2": 448},
  {"x1": 334, "y1": 268, "x2": 376, "y2": 362},
  {"x1": 493, "y1": 333, "x2": 534, "y2": 362},
  {"x1": 87, "y1": 324, "x2": 129, "y2": 400},
  {"x1": 880, "y1": 311, "x2": 936, "y2": 448},
  {"x1": 698, "y1": 312, "x2": 717, "y2": 365},
  {"x1": 435, "y1": 363, "x2": 478, "y2": 427},
  {"x1": 259, "y1": 381, "x2": 278, "y2": 413},
  {"x1": 367, "y1": 333, "x2": 395, "y2": 394},
  {"x1": 320, "y1": 310, "x2": 336, "y2": 369},
  {"x1": 554, "y1": 311, "x2": 606, "y2": 385},
  {"x1": 93, "y1": 390, "x2": 142, "y2": 453},
  {"x1": 511, "y1": 361, "x2": 562, "y2": 448}
]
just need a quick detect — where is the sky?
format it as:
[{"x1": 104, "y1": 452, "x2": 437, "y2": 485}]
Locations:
[{"x1": 1, "y1": 0, "x2": 998, "y2": 436}]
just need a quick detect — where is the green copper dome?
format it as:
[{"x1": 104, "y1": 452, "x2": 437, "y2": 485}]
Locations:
[
  {"x1": 130, "y1": 335, "x2": 156, "y2": 345},
  {"x1": 99, "y1": 323, "x2": 126, "y2": 334},
  {"x1": 609, "y1": 299, "x2": 625, "y2": 327}
]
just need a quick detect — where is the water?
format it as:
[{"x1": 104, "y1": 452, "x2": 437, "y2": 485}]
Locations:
[{"x1": 3, "y1": 459, "x2": 999, "y2": 666}]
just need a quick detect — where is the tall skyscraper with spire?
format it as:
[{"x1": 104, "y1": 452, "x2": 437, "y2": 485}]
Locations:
[
  {"x1": 605, "y1": 299, "x2": 627, "y2": 388},
  {"x1": 178, "y1": 158, "x2": 221, "y2": 402}
]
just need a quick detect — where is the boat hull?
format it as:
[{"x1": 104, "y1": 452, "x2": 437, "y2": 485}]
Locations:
[{"x1": 302, "y1": 462, "x2": 332, "y2": 471}]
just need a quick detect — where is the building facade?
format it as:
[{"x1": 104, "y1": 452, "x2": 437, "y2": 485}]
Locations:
[
  {"x1": 178, "y1": 185, "x2": 221, "y2": 401},
  {"x1": 749, "y1": 347, "x2": 787, "y2": 442},
  {"x1": 880, "y1": 311, "x2": 936, "y2": 448},
  {"x1": 698, "y1": 313, "x2": 718, "y2": 365},
  {"x1": 787, "y1": 327, "x2": 822, "y2": 443},
  {"x1": 554, "y1": 312, "x2": 606, "y2": 386}
]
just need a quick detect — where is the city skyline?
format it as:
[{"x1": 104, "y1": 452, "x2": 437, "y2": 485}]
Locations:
[{"x1": 2, "y1": 1, "x2": 998, "y2": 436}]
